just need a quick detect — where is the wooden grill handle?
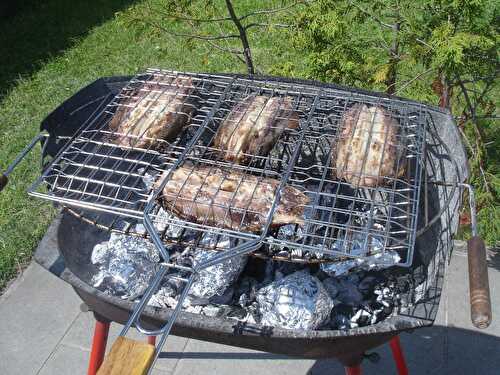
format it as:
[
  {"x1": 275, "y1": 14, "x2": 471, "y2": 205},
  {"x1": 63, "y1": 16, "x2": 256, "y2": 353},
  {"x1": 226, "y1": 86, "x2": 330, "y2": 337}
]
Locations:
[
  {"x1": 467, "y1": 236, "x2": 492, "y2": 329},
  {"x1": 97, "y1": 337, "x2": 155, "y2": 375}
]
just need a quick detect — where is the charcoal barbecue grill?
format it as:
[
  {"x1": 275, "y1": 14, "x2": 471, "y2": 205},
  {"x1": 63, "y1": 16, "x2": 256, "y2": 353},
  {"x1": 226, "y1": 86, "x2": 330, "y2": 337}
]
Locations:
[{"x1": 1, "y1": 69, "x2": 492, "y2": 374}]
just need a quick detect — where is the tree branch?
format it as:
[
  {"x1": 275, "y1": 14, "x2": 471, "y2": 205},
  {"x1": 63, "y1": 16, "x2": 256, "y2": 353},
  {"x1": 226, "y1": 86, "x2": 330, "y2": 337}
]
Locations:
[
  {"x1": 203, "y1": 39, "x2": 244, "y2": 55},
  {"x1": 349, "y1": 1, "x2": 393, "y2": 29},
  {"x1": 395, "y1": 67, "x2": 435, "y2": 94},
  {"x1": 472, "y1": 80, "x2": 494, "y2": 114},
  {"x1": 239, "y1": 1, "x2": 307, "y2": 21},
  {"x1": 455, "y1": 75, "x2": 484, "y2": 140},
  {"x1": 147, "y1": 20, "x2": 240, "y2": 41},
  {"x1": 456, "y1": 124, "x2": 492, "y2": 195},
  {"x1": 182, "y1": 18, "x2": 243, "y2": 55},
  {"x1": 225, "y1": 0, "x2": 255, "y2": 74},
  {"x1": 245, "y1": 22, "x2": 291, "y2": 30},
  {"x1": 451, "y1": 71, "x2": 499, "y2": 85},
  {"x1": 165, "y1": 13, "x2": 232, "y2": 23}
]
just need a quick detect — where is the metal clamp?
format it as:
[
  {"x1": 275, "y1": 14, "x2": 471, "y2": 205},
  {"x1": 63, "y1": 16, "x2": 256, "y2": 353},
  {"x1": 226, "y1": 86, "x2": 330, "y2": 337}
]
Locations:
[{"x1": 117, "y1": 265, "x2": 197, "y2": 375}]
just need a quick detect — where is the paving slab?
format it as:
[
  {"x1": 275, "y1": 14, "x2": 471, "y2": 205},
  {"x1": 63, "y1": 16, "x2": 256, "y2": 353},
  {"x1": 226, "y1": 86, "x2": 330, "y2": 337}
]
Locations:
[
  {"x1": 173, "y1": 338, "x2": 315, "y2": 375},
  {"x1": 37, "y1": 344, "x2": 90, "y2": 375},
  {"x1": 439, "y1": 243, "x2": 500, "y2": 333},
  {"x1": 0, "y1": 263, "x2": 81, "y2": 375},
  {"x1": 37, "y1": 343, "x2": 171, "y2": 375}
]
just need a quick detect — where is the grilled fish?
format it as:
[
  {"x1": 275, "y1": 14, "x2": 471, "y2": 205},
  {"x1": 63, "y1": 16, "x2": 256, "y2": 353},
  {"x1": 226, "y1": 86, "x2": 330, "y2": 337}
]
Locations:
[
  {"x1": 156, "y1": 166, "x2": 309, "y2": 232},
  {"x1": 213, "y1": 95, "x2": 299, "y2": 164},
  {"x1": 109, "y1": 75, "x2": 196, "y2": 149},
  {"x1": 333, "y1": 104, "x2": 405, "y2": 187}
]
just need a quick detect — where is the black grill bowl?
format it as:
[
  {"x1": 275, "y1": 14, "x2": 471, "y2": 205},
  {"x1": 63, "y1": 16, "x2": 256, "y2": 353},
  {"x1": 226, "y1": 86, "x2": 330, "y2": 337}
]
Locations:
[{"x1": 34, "y1": 75, "x2": 467, "y2": 362}]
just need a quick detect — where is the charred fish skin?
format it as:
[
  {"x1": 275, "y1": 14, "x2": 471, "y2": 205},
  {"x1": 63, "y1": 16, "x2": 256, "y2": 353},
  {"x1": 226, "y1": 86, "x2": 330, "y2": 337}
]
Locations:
[
  {"x1": 156, "y1": 166, "x2": 309, "y2": 233},
  {"x1": 109, "y1": 75, "x2": 196, "y2": 150},
  {"x1": 333, "y1": 104, "x2": 405, "y2": 188},
  {"x1": 214, "y1": 95, "x2": 300, "y2": 164}
]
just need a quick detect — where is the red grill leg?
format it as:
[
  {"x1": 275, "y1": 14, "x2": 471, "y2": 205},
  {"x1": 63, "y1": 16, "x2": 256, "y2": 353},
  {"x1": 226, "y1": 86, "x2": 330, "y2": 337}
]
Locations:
[
  {"x1": 147, "y1": 335, "x2": 157, "y2": 346},
  {"x1": 87, "y1": 317, "x2": 110, "y2": 375},
  {"x1": 344, "y1": 365, "x2": 362, "y2": 375},
  {"x1": 389, "y1": 336, "x2": 408, "y2": 375}
]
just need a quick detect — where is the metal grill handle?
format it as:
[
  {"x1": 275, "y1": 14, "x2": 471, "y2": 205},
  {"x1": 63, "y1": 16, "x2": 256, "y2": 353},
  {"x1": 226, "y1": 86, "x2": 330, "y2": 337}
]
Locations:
[
  {"x1": 0, "y1": 132, "x2": 47, "y2": 192},
  {"x1": 468, "y1": 236, "x2": 491, "y2": 329},
  {"x1": 463, "y1": 183, "x2": 492, "y2": 329}
]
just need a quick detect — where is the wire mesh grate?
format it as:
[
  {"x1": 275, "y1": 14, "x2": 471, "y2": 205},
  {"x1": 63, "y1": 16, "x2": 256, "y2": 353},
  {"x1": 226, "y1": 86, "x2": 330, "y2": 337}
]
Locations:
[
  {"x1": 30, "y1": 69, "x2": 427, "y2": 267},
  {"x1": 260, "y1": 91, "x2": 428, "y2": 265},
  {"x1": 144, "y1": 74, "x2": 426, "y2": 267}
]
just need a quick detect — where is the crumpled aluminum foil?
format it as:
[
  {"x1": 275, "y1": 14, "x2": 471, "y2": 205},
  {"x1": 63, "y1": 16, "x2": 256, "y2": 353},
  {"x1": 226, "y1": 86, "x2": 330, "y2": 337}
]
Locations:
[
  {"x1": 320, "y1": 249, "x2": 401, "y2": 277},
  {"x1": 256, "y1": 270, "x2": 334, "y2": 330},
  {"x1": 148, "y1": 283, "x2": 179, "y2": 309},
  {"x1": 91, "y1": 232, "x2": 160, "y2": 299},
  {"x1": 335, "y1": 229, "x2": 385, "y2": 257},
  {"x1": 189, "y1": 240, "x2": 247, "y2": 302},
  {"x1": 153, "y1": 208, "x2": 186, "y2": 238},
  {"x1": 148, "y1": 231, "x2": 247, "y2": 307}
]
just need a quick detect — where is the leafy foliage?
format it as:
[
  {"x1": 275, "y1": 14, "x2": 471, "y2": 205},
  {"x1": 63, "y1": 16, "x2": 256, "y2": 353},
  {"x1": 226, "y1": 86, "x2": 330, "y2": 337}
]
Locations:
[{"x1": 276, "y1": 0, "x2": 499, "y2": 245}]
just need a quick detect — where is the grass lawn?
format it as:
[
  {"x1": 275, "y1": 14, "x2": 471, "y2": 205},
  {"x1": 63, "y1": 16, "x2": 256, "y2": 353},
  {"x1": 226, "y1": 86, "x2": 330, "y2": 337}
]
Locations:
[{"x1": 0, "y1": 0, "x2": 300, "y2": 290}]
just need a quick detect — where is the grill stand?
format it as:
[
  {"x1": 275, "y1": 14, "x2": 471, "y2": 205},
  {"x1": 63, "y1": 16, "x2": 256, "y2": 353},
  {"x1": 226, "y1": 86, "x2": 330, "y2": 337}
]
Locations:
[
  {"x1": 86, "y1": 312, "x2": 408, "y2": 375},
  {"x1": 88, "y1": 314, "x2": 110, "y2": 375}
]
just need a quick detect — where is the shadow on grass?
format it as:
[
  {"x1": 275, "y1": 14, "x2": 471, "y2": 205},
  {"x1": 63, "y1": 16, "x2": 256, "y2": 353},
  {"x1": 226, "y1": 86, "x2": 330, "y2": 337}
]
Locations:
[{"x1": 0, "y1": 0, "x2": 137, "y2": 99}]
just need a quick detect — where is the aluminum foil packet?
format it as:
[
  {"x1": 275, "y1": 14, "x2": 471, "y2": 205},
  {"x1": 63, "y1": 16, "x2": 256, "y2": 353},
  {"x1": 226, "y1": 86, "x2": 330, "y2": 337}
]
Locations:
[
  {"x1": 320, "y1": 248, "x2": 401, "y2": 277},
  {"x1": 256, "y1": 270, "x2": 334, "y2": 330},
  {"x1": 91, "y1": 232, "x2": 160, "y2": 299},
  {"x1": 189, "y1": 236, "x2": 247, "y2": 303}
]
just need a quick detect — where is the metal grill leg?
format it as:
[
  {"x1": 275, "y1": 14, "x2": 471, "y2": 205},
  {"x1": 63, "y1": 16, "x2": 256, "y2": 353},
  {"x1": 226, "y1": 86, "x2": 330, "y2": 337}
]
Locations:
[
  {"x1": 147, "y1": 336, "x2": 157, "y2": 345},
  {"x1": 339, "y1": 352, "x2": 363, "y2": 375},
  {"x1": 88, "y1": 316, "x2": 110, "y2": 375},
  {"x1": 344, "y1": 366, "x2": 362, "y2": 375},
  {"x1": 389, "y1": 336, "x2": 408, "y2": 375}
]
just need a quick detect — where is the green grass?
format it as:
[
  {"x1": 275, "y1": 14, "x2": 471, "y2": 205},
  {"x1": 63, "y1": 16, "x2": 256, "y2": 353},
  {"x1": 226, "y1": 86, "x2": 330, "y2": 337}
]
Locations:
[{"x1": 0, "y1": 0, "x2": 298, "y2": 290}]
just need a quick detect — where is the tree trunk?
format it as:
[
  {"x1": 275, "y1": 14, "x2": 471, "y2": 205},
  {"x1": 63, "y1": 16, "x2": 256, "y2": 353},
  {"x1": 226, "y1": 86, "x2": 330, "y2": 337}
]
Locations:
[
  {"x1": 385, "y1": 21, "x2": 400, "y2": 95},
  {"x1": 225, "y1": 0, "x2": 255, "y2": 75},
  {"x1": 431, "y1": 72, "x2": 452, "y2": 110},
  {"x1": 439, "y1": 74, "x2": 452, "y2": 110}
]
